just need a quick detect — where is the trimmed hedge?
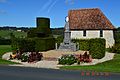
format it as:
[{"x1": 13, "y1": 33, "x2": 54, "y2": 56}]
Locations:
[
  {"x1": 27, "y1": 17, "x2": 52, "y2": 38},
  {"x1": 89, "y1": 38, "x2": 106, "y2": 59},
  {"x1": 27, "y1": 28, "x2": 38, "y2": 38},
  {"x1": 34, "y1": 37, "x2": 55, "y2": 51},
  {"x1": 18, "y1": 38, "x2": 35, "y2": 52},
  {"x1": 72, "y1": 39, "x2": 90, "y2": 51},
  {"x1": 72, "y1": 38, "x2": 106, "y2": 59},
  {"x1": 11, "y1": 37, "x2": 55, "y2": 52},
  {"x1": 36, "y1": 17, "x2": 51, "y2": 35}
]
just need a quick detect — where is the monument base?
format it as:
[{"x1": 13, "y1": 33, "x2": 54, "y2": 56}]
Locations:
[{"x1": 58, "y1": 42, "x2": 78, "y2": 52}]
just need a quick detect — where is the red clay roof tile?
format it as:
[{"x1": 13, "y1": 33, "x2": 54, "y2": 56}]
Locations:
[{"x1": 68, "y1": 8, "x2": 115, "y2": 30}]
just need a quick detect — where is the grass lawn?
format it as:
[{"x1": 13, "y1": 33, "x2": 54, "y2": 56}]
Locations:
[
  {"x1": 0, "y1": 45, "x2": 12, "y2": 58},
  {"x1": 0, "y1": 30, "x2": 27, "y2": 38},
  {"x1": 0, "y1": 45, "x2": 19, "y2": 64},
  {"x1": 0, "y1": 59, "x2": 19, "y2": 64},
  {"x1": 60, "y1": 54, "x2": 120, "y2": 73}
]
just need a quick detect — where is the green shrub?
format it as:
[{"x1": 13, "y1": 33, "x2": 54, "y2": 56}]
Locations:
[
  {"x1": 37, "y1": 17, "x2": 51, "y2": 36},
  {"x1": 21, "y1": 53, "x2": 29, "y2": 62},
  {"x1": 106, "y1": 48, "x2": 113, "y2": 53},
  {"x1": 35, "y1": 37, "x2": 55, "y2": 51},
  {"x1": 55, "y1": 35, "x2": 64, "y2": 47},
  {"x1": 27, "y1": 28, "x2": 38, "y2": 38},
  {"x1": 112, "y1": 28, "x2": 120, "y2": 54},
  {"x1": 114, "y1": 44, "x2": 120, "y2": 54},
  {"x1": 58, "y1": 54, "x2": 77, "y2": 65},
  {"x1": 72, "y1": 39, "x2": 90, "y2": 50},
  {"x1": 72, "y1": 38, "x2": 106, "y2": 59},
  {"x1": 114, "y1": 29, "x2": 120, "y2": 42},
  {"x1": 111, "y1": 43, "x2": 120, "y2": 54},
  {"x1": 35, "y1": 38, "x2": 46, "y2": 51},
  {"x1": 18, "y1": 38, "x2": 35, "y2": 52},
  {"x1": 89, "y1": 38, "x2": 106, "y2": 59},
  {"x1": 11, "y1": 38, "x2": 35, "y2": 52},
  {"x1": 27, "y1": 17, "x2": 52, "y2": 38},
  {"x1": 11, "y1": 37, "x2": 55, "y2": 52},
  {"x1": 11, "y1": 38, "x2": 19, "y2": 51}
]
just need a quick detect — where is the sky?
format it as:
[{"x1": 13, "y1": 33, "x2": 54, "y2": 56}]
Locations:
[{"x1": 0, "y1": 0, "x2": 120, "y2": 28}]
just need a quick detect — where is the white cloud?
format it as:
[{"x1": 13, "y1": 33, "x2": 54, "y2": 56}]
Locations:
[
  {"x1": 40, "y1": 0, "x2": 58, "y2": 13},
  {"x1": 47, "y1": 0, "x2": 58, "y2": 13},
  {"x1": 41, "y1": 0, "x2": 52, "y2": 11}
]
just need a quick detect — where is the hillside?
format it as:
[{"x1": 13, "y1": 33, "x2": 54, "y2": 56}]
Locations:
[{"x1": 0, "y1": 30, "x2": 27, "y2": 39}]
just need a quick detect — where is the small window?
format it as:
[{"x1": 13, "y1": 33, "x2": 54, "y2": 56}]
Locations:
[
  {"x1": 100, "y1": 30, "x2": 103, "y2": 37},
  {"x1": 83, "y1": 30, "x2": 86, "y2": 37}
]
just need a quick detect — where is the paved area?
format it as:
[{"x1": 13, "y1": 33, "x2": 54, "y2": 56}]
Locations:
[{"x1": 0, "y1": 65, "x2": 120, "y2": 80}]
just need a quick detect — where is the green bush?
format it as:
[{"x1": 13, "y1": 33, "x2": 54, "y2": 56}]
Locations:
[
  {"x1": 89, "y1": 38, "x2": 106, "y2": 59},
  {"x1": 72, "y1": 38, "x2": 106, "y2": 59},
  {"x1": 21, "y1": 53, "x2": 29, "y2": 62},
  {"x1": 27, "y1": 28, "x2": 38, "y2": 38},
  {"x1": 58, "y1": 54, "x2": 77, "y2": 65},
  {"x1": 55, "y1": 35, "x2": 64, "y2": 47},
  {"x1": 72, "y1": 39, "x2": 90, "y2": 50},
  {"x1": 110, "y1": 42, "x2": 120, "y2": 54},
  {"x1": 18, "y1": 38, "x2": 35, "y2": 52},
  {"x1": 106, "y1": 48, "x2": 113, "y2": 53},
  {"x1": 11, "y1": 37, "x2": 19, "y2": 51},
  {"x1": 36, "y1": 17, "x2": 51, "y2": 36},
  {"x1": 11, "y1": 38, "x2": 35, "y2": 52},
  {"x1": 11, "y1": 37, "x2": 55, "y2": 52},
  {"x1": 27, "y1": 17, "x2": 52, "y2": 38},
  {"x1": 111, "y1": 27, "x2": 120, "y2": 54},
  {"x1": 35, "y1": 37, "x2": 55, "y2": 51}
]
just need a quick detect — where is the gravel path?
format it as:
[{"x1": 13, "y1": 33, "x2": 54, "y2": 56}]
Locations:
[
  {"x1": 2, "y1": 50, "x2": 115, "y2": 69},
  {"x1": 2, "y1": 52, "x2": 12, "y2": 60},
  {"x1": 9, "y1": 60, "x2": 59, "y2": 69},
  {"x1": 42, "y1": 50, "x2": 85, "y2": 58}
]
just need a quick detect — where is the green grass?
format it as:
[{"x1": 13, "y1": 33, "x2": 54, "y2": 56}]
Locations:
[
  {"x1": 0, "y1": 45, "x2": 12, "y2": 58},
  {"x1": 0, "y1": 59, "x2": 19, "y2": 64},
  {"x1": 0, "y1": 30, "x2": 27, "y2": 39},
  {"x1": 0, "y1": 45, "x2": 19, "y2": 64},
  {"x1": 60, "y1": 54, "x2": 120, "y2": 73}
]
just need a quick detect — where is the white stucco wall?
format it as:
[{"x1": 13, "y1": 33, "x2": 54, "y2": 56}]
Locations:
[
  {"x1": 71, "y1": 30, "x2": 115, "y2": 48},
  {"x1": 103, "y1": 30, "x2": 115, "y2": 48}
]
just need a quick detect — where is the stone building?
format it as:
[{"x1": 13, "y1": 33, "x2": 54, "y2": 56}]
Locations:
[{"x1": 68, "y1": 8, "x2": 116, "y2": 48}]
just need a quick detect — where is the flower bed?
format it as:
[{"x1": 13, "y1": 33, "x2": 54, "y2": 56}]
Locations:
[
  {"x1": 10, "y1": 51, "x2": 43, "y2": 63},
  {"x1": 58, "y1": 51, "x2": 92, "y2": 65},
  {"x1": 75, "y1": 52, "x2": 92, "y2": 64},
  {"x1": 58, "y1": 54, "x2": 77, "y2": 65}
]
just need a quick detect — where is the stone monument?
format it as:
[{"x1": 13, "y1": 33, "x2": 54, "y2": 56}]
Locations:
[{"x1": 58, "y1": 17, "x2": 78, "y2": 51}]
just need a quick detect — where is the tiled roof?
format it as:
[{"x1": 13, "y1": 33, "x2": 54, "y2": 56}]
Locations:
[{"x1": 68, "y1": 8, "x2": 115, "y2": 30}]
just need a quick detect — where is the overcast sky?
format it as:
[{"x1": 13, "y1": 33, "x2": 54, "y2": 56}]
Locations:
[{"x1": 0, "y1": 0, "x2": 120, "y2": 28}]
